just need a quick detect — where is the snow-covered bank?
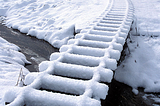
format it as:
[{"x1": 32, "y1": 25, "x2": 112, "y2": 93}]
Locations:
[
  {"x1": 115, "y1": 0, "x2": 160, "y2": 94},
  {"x1": 0, "y1": 0, "x2": 109, "y2": 48},
  {"x1": 0, "y1": 37, "x2": 30, "y2": 100}
]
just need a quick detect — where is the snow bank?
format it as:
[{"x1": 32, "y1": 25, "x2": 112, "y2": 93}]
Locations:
[
  {"x1": 0, "y1": 37, "x2": 30, "y2": 101},
  {"x1": 0, "y1": 0, "x2": 109, "y2": 48}
]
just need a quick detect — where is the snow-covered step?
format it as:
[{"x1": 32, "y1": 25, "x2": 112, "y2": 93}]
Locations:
[
  {"x1": 50, "y1": 52, "x2": 117, "y2": 70},
  {"x1": 4, "y1": 87, "x2": 101, "y2": 106},
  {"x1": 111, "y1": 9, "x2": 126, "y2": 11},
  {"x1": 97, "y1": 23, "x2": 120, "y2": 28},
  {"x1": 68, "y1": 39, "x2": 123, "y2": 51},
  {"x1": 4, "y1": 0, "x2": 134, "y2": 105},
  {"x1": 51, "y1": 52, "x2": 101, "y2": 67},
  {"x1": 60, "y1": 45, "x2": 120, "y2": 61},
  {"x1": 75, "y1": 33, "x2": 126, "y2": 45},
  {"x1": 93, "y1": 26, "x2": 118, "y2": 32},
  {"x1": 89, "y1": 30, "x2": 117, "y2": 36},
  {"x1": 26, "y1": 74, "x2": 108, "y2": 99},
  {"x1": 100, "y1": 19, "x2": 122, "y2": 24},
  {"x1": 103, "y1": 17, "x2": 124, "y2": 21},
  {"x1": 108, "y1": 12, "x2": 125, "y2": 15},
  {"x1": 39, "y1": 61, "x2": 113, "y2": 82}
]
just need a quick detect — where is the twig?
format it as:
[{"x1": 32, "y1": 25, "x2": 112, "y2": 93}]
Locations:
[{"x1": 15, "y1": 68, "x2": 23, "y2": 86}]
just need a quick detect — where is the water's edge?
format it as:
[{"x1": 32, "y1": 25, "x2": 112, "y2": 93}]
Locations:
[{"x1": 0, "y1": 24, "x2": 59, "y2": 72}]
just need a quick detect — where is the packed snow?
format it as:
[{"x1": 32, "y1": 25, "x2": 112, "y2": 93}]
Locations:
[
  {"x1": 0, "y1": 37, "x2": 30, "y2": 101},
  {"x1": 115, "y1": 0, "x2": 160, "y2": 94},
  {"x1": 0, "y1": 0, "x2": 109, "y2": 48}
]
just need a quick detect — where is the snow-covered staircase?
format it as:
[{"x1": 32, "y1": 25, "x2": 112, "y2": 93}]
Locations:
[{"x1": 4, "y1": 0, "x2": 133, "y2": 105}]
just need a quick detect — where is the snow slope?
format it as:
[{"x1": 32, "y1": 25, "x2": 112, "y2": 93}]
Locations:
[
  {"x1": 115, "y1": 0, "x2": 160, "y2": 94},
  {"x1": 0, "y1": 37, "x2": 30, "y2": 100},
  {"x1": 0, "y1": 0, "x2": 109, "y2": 48}
]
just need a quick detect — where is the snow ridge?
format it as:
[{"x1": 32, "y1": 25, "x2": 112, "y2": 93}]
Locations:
[{"x1": 3, "y1": 0, "x2": 134, "y2": 105}]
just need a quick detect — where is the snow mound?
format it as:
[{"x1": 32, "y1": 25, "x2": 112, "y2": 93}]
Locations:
[{"x1": 1, "y1": 0, "x2": 109, "y2": 48}]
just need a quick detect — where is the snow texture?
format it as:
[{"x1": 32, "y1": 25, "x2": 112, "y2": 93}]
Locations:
[
  {"x1": 2, "y1": 0, "x2": 134, "y2": 105},
  {"x1": 0, "y1": 0, "x2": 109, "y2": 48},
  {"x1": 131, "y1": 0, "x2": 160, "y2": 36},
  {"x1": 0, "y1": 37, "x2": 30, "y2": 101},
  {"x1": 0, "y1": 0, "x2": 134, "y2": 105},
  {"x1": 115, "y1": 0, "x2": 160, "y2": 94}
]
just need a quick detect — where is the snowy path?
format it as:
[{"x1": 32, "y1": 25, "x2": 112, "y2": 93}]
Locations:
[{"x1": 2, "y1": 0, "x2": 133, "y2": 105}]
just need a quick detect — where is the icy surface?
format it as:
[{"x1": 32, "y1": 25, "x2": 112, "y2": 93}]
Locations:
[
  {"x1": 0, "y1": 37, "x2": 30, "y2": 101},
  {"x1": 115, "y1": 0, "x2": 160, "y2": 94},
  {"x1": 0, "y1": 0, "x2": 109, "y2": 48}
]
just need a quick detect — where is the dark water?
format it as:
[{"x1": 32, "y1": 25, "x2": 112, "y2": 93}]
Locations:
[{"x1": 0, "y1": 24, "x2": 59, "y2": 72}]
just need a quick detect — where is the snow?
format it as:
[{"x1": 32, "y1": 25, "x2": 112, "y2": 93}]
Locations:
[
  {"x1": 2, "y1": 0, "x2": 160, "y2": 105},
  {"x1": 115, "y1": 35, "x2": 160, "y2": 93},
  {"x1": 2, "y1": 86, "x2": 101, "y2": 106},
  {"x1": 15, "y1": 0, "x2": 134, "y2": 104},
  {"x1": 0, "y1": 0, "x2": 136, "y2": 104},
  {"x1": 39, "y1": 61, "x2": 113, "y2": 83},
  {"x1": 115, "y1": 0, "x2": 160, "y2": 94},
  {"x1": 0, "y1": 0, "x2": 112, "y2": 105},
  {"x1": 0, "y1": 37, "x2": 30, "y2": 101},
  {"x1": 131, "y1": 0, "x2": 160, "y2": 36},
  {"x1": 0, "y1": 0, "x2": 109, "y2": 48}
]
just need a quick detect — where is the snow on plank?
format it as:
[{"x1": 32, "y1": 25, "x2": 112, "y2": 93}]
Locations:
[{"x1": 3, "y1": 0, "x2": 133, "y2": 105}]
